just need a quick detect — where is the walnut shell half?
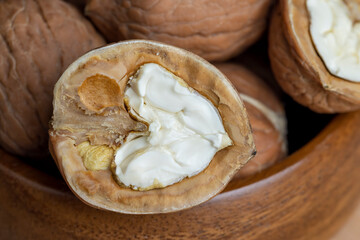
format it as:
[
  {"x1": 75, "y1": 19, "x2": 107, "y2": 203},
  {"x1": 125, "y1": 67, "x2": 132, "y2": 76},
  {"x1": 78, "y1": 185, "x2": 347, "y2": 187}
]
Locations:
[
  {"x1": 0, "y1": 0, "x2": 105, "y2": 158},
  {"x1": 85, "y1": 0, "x2": 273, "y2": 62},
  {"x1": 269, "y1": 1, "x2": 360, "y2": 113},
  {"x1": 216, "y1": 63, "x2": 287, "y2": 179},
  {"x1": 49, "y1": 40, "x2": 255, "y2": 214}
]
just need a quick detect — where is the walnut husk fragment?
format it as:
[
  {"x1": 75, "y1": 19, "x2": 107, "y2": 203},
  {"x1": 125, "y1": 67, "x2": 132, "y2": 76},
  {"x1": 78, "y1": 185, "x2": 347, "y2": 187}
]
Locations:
[
  {"x1": 269, "y1": 1, "x2": 360, "y2": 113},
  {"x1": 49, "y1": 40, "x2": 255, "y2": 214},
  {"x1": 216, "y1": 63, "x2": 287, "y2": 179},
  {"x1": 85, "y1": 0, "x2": 273, "y2": 62},
  {"x1": 0, "y1": 0, "x2": 105, "y2": 158}
]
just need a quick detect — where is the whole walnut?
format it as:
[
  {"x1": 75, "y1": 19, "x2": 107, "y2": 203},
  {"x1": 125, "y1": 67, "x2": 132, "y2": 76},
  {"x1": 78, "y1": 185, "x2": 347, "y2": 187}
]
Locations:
[
  {"x1": 0, "y1": 0, "x2": 105, "y2": 158},
  {"x1": 216, "y1": 63, "x2": 287, "y2": 178},
  {"x1": 85, "y1": 0, "x2": 273, "y2": 61}
]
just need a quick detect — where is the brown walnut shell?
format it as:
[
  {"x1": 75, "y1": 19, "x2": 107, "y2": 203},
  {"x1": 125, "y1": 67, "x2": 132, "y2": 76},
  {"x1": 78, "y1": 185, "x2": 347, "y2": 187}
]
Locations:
[
  {"x1": 85, "y1": 0, "x2": 273, "y2": 62},
  {"x1": 216, "y1": 63, "x2": 287, "y2": 179},
  {"x1": 49, "y1": 40, "x2": 255, "y2": 214},
  {"x1": 0, "y1": 0, "x2": 105, "y2": 158},
  {"x1": 268, "y1": 1, "x2": 360, "y2": 113}
]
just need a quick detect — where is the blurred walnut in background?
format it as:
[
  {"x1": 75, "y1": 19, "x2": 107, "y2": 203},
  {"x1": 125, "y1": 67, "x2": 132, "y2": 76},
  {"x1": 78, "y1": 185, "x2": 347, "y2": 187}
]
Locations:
[
  {"x1": 269, "y1": 1, "x2": 360, "y2": 113},
  {"x1": 85, "y1": 0, "x2": 273, "y2": 61},
  {"x1": 216, "y1": 63, "x2": 287, "y2": 178},
  {"x1": 0, "y1": 0, "x2": 105, "y2": 158}
]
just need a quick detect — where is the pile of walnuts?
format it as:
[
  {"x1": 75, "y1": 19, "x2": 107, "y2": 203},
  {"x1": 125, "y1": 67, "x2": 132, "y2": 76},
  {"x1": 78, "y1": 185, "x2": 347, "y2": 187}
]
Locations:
[{"x1": 1, "y1": 0, "x2": 357, "y2": 188}]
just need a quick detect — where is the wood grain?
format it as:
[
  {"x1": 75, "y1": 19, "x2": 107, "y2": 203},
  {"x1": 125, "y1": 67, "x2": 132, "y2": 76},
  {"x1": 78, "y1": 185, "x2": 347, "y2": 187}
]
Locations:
[
  {"x1": 330, "y1": 197, "x2": 360, "y2": 240},
  {"x1": 1, "y1": 111, "x2": 360, "y2": 239}
]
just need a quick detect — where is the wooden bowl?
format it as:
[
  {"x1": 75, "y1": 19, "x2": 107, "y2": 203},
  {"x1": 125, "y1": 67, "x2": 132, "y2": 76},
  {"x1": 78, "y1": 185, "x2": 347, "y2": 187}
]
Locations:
[{"x1": 1, "y1": 109, "x2": 360, "y2": 239}]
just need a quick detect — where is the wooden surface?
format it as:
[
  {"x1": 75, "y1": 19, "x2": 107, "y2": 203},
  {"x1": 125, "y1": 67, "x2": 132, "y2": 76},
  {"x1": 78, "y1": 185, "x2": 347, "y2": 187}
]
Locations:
[
  {"x1": 331, "y1": 197, "x2": 360, "y2": 240},
  {"x1": 1, "y1": 111, "x2": 360, "y2": 239}
]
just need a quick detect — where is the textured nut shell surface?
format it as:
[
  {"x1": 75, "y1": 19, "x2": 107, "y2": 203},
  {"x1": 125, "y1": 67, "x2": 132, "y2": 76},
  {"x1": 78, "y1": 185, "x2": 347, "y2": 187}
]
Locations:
[
  {"x1": 50, "y1": 40, "x2": 255, "y2": 214},
  {"x1": 0, "y1": 0, "x2": 105, "y2": 158},
  {"x1": 268, "y1": 1, "x2": 360, "y2": 113},
  {"x1": 85, "y1": 0, "x2": 273, "y2": 61},
  {"x1": 216, "y1": 63, "x2": 286, "y2": 179}
]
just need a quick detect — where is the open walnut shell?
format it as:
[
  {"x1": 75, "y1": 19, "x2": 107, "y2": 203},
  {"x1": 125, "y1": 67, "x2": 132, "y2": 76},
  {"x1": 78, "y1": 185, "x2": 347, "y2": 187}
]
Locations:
[
  {"x1": 85, "y1": 0, "x2": 273, "y2": 62},
  {"x1": 49, "y1": 40, "x2": 255, "y2": 214},
  {"x1": 0, "y1": 0, "x2": 105, "y2": 158},
  {"x1": 269, "y1": 1, "x2": 360, "y2": 113},
  {"x1": 216, "y1": 63, "x2": 287, "y2": 179}
]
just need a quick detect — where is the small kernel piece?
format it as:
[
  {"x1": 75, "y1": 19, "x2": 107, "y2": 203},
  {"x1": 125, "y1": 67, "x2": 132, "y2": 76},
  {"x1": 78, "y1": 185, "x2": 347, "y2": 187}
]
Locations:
[
  {"x1": 77, "y1": 141, "x2": 114, "y2": 170},
  {"x1": 78, "y1": 74, "x2": 122, "y2": 112}
]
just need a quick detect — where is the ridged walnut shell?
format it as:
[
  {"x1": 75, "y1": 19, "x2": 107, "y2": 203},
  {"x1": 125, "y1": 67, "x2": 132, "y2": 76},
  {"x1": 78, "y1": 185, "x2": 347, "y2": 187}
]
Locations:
[
  {"x1": 85, "y1": 0, "x2": 273, "y2": 62},
  {"x1": 269, "y1": 1, "x2": 360, "y2": 113},
  {"x1": 0, "y1": 0, "x2": 105, "y2": 158},
  {"x1": 216, "y1": 63, "x2": 287, "y2": 179},
  {"x1": 49, "y1": 40, "x2": 255, "y2": 214}
]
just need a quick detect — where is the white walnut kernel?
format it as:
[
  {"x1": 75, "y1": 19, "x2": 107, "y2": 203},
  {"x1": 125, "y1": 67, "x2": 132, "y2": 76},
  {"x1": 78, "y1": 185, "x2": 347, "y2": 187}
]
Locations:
[
  {"x1": 307, "y1": 0, "x2": 360, "y2": 82},
  {"x1": 113, "y1": 63, "x2": 232, "y2": 190}
]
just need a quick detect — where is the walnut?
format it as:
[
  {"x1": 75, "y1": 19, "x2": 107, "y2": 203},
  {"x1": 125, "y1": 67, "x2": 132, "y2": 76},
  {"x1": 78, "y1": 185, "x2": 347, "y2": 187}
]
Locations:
[
  {"x1": 268, "y1": 1, "x2": 360, "y2": 113},
  {"x1": 49, "y1": 40, "x2": 255, "y2": 213},
  {"x1": 84, "y1": 0, "x2": 273, "y2": 61},
  {"x1": 216, "y1": 63, "x2": 287, "y2": 178},
  {"x1": 0, "y1": 0, "x2": 105, "y2": 158}
]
